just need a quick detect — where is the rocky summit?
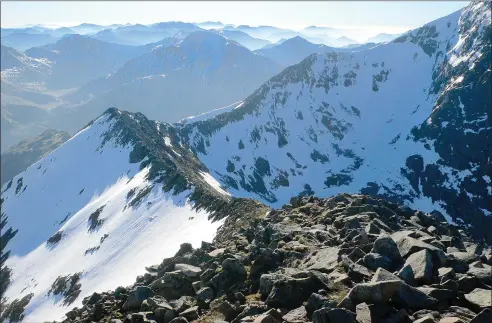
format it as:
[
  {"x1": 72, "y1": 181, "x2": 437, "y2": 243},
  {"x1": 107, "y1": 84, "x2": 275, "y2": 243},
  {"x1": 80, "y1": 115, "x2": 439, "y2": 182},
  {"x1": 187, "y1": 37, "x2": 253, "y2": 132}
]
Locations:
[{"x1": 33, "y1": 194, "x2": 491, "y2": 323}]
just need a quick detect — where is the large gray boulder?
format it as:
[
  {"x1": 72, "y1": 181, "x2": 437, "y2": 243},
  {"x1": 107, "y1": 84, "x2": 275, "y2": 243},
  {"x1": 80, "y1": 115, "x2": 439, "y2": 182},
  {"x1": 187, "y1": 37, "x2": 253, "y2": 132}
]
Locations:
[
  {"x1": 393, "y1": 235, "x2": 447, "y2": 267},
  {"x1": 196, "y1": 287, "x2": 214, "y2": 308},
  {"x1": 465, "y1": 288, "x2": 492, "y2": 310},
  {"x1": 312, "y1": 308, "x2": 356, "y2": 323},
  {"x1": 122, "y1": 286, "x2": 155, "y2": 310},
  {"x1": 355, "y1": 303, "x2": 372, "y2": 323},
  {"x1": 174, "y1": 264, "x2": 202, "y2": 278},
  {"x1": 372, "y1": 234, "x2": 403, "y2": 265},
  {"x1": 302, "y1": 247, "x2": 340, "y2": 273},
  {"x1": 150, "y1": 270, "x2": 195, "y2": 299},
  {"x1": 363, "y1": 253, "x2": 393, "y2": 271},
  {"x1": 265, "y1": 275, "x2": 319, "y2": 309},
  {"x1": 338, "y1": 280, "x2": 437, "y2": 310},
  {"x1": 397, "y1": 249, "x2": 433, "y2": 285},
  {"x1": 371, "y1": 268, "x2": 401, "y2": 282},
  {"x1": 467, "y1": 262, "x2": 492, "y2": 285},
  {"x1": 282, "y1": 306, "x2": 307, "y2": 323}
]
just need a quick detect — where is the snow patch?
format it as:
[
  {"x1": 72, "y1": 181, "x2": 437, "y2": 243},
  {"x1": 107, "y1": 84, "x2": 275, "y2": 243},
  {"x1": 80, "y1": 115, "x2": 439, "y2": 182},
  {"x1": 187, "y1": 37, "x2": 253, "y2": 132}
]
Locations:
[{"x1": 199, "y1": 171, "x2": 231, "y2": 196}]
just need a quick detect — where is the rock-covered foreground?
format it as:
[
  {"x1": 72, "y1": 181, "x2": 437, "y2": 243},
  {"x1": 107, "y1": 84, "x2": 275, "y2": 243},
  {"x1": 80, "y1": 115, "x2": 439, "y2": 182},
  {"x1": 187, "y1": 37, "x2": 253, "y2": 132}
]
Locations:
[{"x1": 43, "y1": 194, "x2": 492, "y2": 323}]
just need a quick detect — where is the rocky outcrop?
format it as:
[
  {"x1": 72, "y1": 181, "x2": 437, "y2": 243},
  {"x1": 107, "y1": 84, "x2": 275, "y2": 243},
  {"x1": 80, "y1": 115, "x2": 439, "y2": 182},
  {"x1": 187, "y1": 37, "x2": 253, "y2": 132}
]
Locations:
[{"x1": 57, "y1": 194, "x2": 492, "y2": 323}]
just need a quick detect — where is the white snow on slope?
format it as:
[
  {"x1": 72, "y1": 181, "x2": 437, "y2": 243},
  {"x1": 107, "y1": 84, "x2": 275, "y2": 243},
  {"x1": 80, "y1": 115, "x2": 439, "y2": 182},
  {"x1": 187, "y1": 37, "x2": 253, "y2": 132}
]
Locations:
[
  {"x1": 2, "y1": 115, "x2": 223, "y2": 322},
  {"x1": 180, "y1": 101, "x2": 244, "y2": 124},
  {"x1": 184, "y1": 5, "x2": 471, "y2": 220},
  {"x1": 199, "y1": 171, "x2": 231, "y2": 196}
]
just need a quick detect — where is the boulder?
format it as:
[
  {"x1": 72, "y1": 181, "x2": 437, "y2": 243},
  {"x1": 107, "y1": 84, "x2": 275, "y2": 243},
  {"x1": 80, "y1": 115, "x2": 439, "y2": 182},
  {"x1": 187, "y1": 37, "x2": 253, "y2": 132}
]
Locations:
[
  {"x1": 467, "y1": 262, "x2": 492, "y2": 284},
  {"x1": 259, "y1": 273, "x2": 290, "y2": 297},
  {"x1": 252, "y1": 309, "x2": 283, "y2": 323},
  {"x1": 417, "y1": 287, "x2": 456, "y2": 302},
  {"x1": 206, "y1": 257, "x2": 248, "y2": 294},
  {"x1": 130, "y1": 313, "x2": 145, "y2": 323},
  {"x1": 266, "y1": 275, "x2": 319, "y2": 309},
  {"x1": 222, "y1": 258, "x2": 247, "y2": 277},
  {"x1": 448, "y1": 252, "x2": 478, "y2": 264},
  {"x1": 282, "y1": 306, "x2": 307, "y2": 323},
  {"x1": 196, "y1": 287, "x2": 214, "y2": 308},
  {"x1": 312, "y1": 308, "x2": 356, "y2": 323},
  {"x1": 200, "y1": 269, "x2": 215, "y2": 283},
  {"x1": 464, "y1": 288, "x2": 492, "y2": 310},
  {"x1": 218, "y1": 300, "x2": 241, "y2": 321},
  {"x1": 372, "y1": 234, "x2": 403, "y2": 265},
  {"x1": 302, "y1": 247, "x2": 340, "y2": 273},
  {"x1": 355, "y1": 303, "x2": 372, "y2": 323},
  {"x1": 147, "y1": 296, "x2": 173, "y2": 311},
  {"x1": 438, "y1": 268, "x2": 456, "y2": 282},
  {"x1": 123, "y1": 286, "x2": 155, "y2": 310},
  {"x1": 169, "y1": 296, "x2": 194, "y2": 313},
  {"x1": 305, "y1": 293, "x2": 331, "y2": 315},
  {"x1": 339, "y1": 280, "x2": 437, "y2": 310},
  {"x1": 371, "y1": 267, "x2": 401, "y2": 282},
  {"x1": 363, "y1": 253, "x2": 393, "y2": 271},
  {"x1": 442, "y1": 306, "x2": 478, "y2": 322},
  {"x1": 457, "y1": 276, "x2": 480, "y2": 293},
  {"x1": 179, "y1": 306, "x2": 199, "y2": 321},
  {"x1": 395, "y1": 283, "x2": 438, "y2": 309},
  {"x1": 192, "y1": 281, "x2": 201, "y2": 293},
  {"x1": 413, "y1": 310, "x2": 440, "y2": 321},
  {"x1": 151, "y1": 270, "x2": 195, "y2": 299},
  {"x1": 86, "y1": 292, "x2": 102, "y2": 305},
  {"x1": 393, "y1": 236, "x2": 447, "y2": 267},
  {"x1": 397, "y1": 249, "x2": 433, "y2": 285},
  {"x1": 341, "y1": 256, "x2": 372, "y2": 282},
  {"x1": 174, "y1": 264, "x2": 202, "y2": 278},
  {"x1": 154, "y1": 307, "x2": 174, "y2": 322},
  {"x1": 234, "y1": 292, "x2": 246, "y2": 304},
  {"x1": 250, "y1": 248, "x2": 279, "y2": 279},
  {"x1": 447, "y1": 256, "x2": 469, "y2": 273},
  {"x1": 348, "y1": 248, "x2": 366, "y2": 262}
]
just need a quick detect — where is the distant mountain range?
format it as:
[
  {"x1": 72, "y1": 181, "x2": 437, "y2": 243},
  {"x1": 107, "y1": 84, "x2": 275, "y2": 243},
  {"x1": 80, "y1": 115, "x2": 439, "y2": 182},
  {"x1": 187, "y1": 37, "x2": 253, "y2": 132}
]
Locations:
[{"x1": 2, "y1": 22, "x2": 401, "y2": 51}]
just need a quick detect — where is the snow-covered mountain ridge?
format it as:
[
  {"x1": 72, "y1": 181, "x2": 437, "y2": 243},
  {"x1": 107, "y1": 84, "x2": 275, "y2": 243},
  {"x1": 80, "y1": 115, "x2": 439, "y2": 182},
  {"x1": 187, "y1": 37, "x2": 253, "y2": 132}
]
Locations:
[
  {"x1": 1, "y1": 108, "x2": 264, "y2": 321},
  {"x1": 176, "y1": 1, "x2": 491, "y2": 241}
]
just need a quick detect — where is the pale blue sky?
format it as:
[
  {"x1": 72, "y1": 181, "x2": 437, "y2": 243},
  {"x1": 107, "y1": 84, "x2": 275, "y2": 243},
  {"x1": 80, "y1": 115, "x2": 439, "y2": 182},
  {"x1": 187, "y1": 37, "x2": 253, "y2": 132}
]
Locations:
[{"x1": 2, "y1": 1, "x2": 470, "y2": 34}]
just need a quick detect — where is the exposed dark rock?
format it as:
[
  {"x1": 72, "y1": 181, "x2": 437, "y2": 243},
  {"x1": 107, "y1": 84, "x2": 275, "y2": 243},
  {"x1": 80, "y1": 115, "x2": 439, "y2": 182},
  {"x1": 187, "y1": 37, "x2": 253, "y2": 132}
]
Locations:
[
  {"x1": 282, "y1": 306, "x2": 307, "y2": 323},
  {"x1": 54, "y1": 194, "x2": 492, "y2": 323},
  {"x1": 363, "y1": 253, "x2": 393, "y2": 271},
  {"x1": 123, "y1": 286, "x2": 155, "y2": 311},
  {"x1": 312, "y1": 308, "x2": 356, "y2": 323},
  {"x1": 372, "y1": 234, "x2": 403, "y2": 266},
  {"x1": 398, "y1": 249, "x2": 433, "y2": 285},
  {"x1": 470, "y1": 309, "x2": 492, "y2": 323}
]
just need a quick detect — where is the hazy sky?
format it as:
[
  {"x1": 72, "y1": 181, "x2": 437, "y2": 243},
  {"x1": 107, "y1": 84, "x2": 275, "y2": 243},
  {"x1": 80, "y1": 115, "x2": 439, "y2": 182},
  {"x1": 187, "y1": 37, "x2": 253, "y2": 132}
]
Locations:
[{"x1": 2, "y1": 1, "x2": 469, "y2": 34}]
